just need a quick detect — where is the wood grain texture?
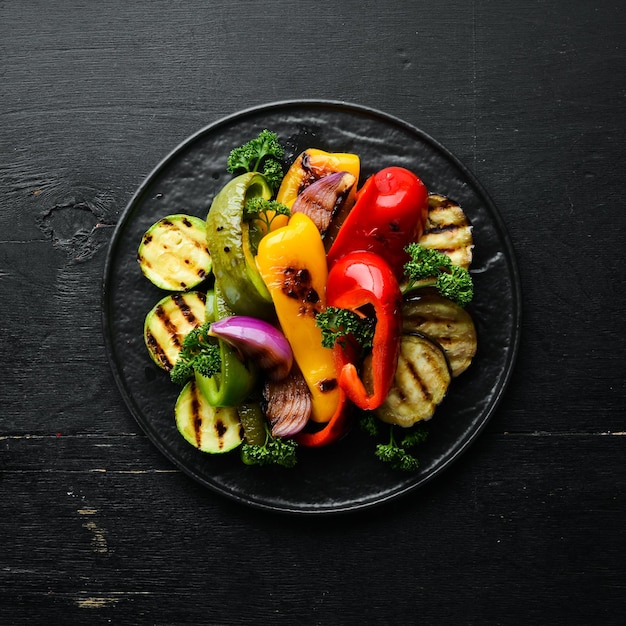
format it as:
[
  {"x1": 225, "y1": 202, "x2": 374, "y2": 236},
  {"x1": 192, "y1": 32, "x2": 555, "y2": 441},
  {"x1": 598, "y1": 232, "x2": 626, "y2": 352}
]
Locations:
[
  {"x1": 1, "y1": 434, "x2": 624, "y2": 624},
  {"x1": 1, "y1": 0, "x2": 625, "y2": 623}
]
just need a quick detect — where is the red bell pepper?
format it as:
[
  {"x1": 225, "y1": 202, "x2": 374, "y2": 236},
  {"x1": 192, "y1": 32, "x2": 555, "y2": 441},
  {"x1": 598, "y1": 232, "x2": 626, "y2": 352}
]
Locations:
[
  {"x1": 326, "y1": 166, "x2": 429, "y2": 278},
  {"x1": 294, "y1": 388, "x2": 350, "y2": 447},
  {"x1": 326, "y1": 250, "x2": 402, "y2": 411}
]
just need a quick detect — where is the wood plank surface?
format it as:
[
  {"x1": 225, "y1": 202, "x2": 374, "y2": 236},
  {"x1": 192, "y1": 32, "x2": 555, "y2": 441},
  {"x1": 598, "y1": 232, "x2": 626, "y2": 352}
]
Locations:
[{"x1": 1, "y1": 0, "x2": 624, "y2": 624}]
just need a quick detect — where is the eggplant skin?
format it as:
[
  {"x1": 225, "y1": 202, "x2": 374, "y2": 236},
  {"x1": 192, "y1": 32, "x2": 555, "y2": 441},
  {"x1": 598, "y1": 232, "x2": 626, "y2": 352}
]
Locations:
[
  {"x1": 402, "y1": 292, "x2": 477, "y2": 378},
  {"x1": 373, "y1": 333, "x2": 451, "y2": 428}
]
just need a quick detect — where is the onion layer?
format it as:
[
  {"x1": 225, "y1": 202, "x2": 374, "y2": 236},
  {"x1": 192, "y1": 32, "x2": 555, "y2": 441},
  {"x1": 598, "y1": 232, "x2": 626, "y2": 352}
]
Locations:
[
  {"x1": 291, "y1": 171, "x2": 356, "y2": 236},
  {"x1": 264, "y1": 366, "x2": 312, "y2": 437},
  {"x1": 208, "y1": 316, "x2": 293, "y2": 381}
]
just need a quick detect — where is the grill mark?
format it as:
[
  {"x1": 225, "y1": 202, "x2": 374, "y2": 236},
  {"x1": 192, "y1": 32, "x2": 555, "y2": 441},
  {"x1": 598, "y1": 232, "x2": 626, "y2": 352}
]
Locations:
[
  {"x1": 166, "y1": 220, "x2": 208, "y2": 250},
  {"x1": 145, "y1": 330, "x2": 173, "y2": 370},
  {"x1": 298, "y1": 151, "x2": 332, "y2": 195},
  {"x1": 318, "y1": 378, "x2": 338, "y2": 393},
  {"x1": 406, "y1": 314, "x2": 453, "y2": 336},
  {"x1": 298, "y1": 151, "x2": 319, "y2": 194},
  {"x1": 190, "y1": 383, "x2": 203, "y2": 448},
  {"x1": 406, "y1": 357, "x2": 432, "y2": 402},
  {"x1": 423, "y1": 223, "x2": 465, "y2": 235},
  {"x1": 140, "y1": 220, "x2": 207, "y2": 267},
  {"x1": 281, "y1": 266, "x2": 321, "y2": 316},
  {"x1": 215, "y1": 419, "x2": 227, "y2": 450},
  {"x1": 422, "y1": 344, "x2": 450, "y2": 390},
  {"x1": 137, "y1": 251, "x2": 152, "y2": 268},
  {"x1": 183, "y1": 233, "x2": 210, "y2": 251},
  {"x1": 155, "y1": 304, "x2": 183, "y2": 347},
  {"x1": 394, "y1": 370, "x2": 408, "y2": 402},
  {"x1": 172, "y1": 293, "x2": 198, "y2": 325},
  {"x1": 406, "y1": 314, "x2": 429, "y2": 327}
]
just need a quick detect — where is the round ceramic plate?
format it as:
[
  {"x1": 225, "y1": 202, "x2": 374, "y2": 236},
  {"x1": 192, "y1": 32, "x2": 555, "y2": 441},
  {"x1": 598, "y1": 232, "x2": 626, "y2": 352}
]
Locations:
[{"x1": 102, "y1": 100, "x2": 521, "y2": 515}]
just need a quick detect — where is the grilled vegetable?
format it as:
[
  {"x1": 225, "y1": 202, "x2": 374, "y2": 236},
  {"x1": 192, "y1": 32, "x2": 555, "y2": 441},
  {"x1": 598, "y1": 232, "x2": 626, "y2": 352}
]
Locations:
[
  {"x1": 205, "y1": 172, "x2": 275, "y2": 319},
  {"x1": 290, "y1": 170, "x2": 356, "y2": 237},
  {"x1": 327, "y1": 167, "x2": 429, "y2": 278},
  {"x1": 256, "y1": 212, "x2": 341, "y2": 424},
  {"x1": 402, "y1": 292, "x2": 477, "y2": 377},
  {"x1": 208, "y1": 316, "x2": 293, "y2": 382},
  {"x1": 263, "y1": 365, "x2": 312, "y2": 437},
  {"x1": 143, "y1": 291, "x2": 207, "y2": 371},
  {"x1": 138, "y1": 214, "x2": 212, "y2": 290},
  {"x1": 419, "y1": 194, "x2": 474, "y2": 269},
  {"x1": 237, "y1": 402, "x2": 267, "y2": 447},
  {"x1": 369, "y1": 333, "x2": 451, "y2": 427},
  {"x1": 276, "y1": 148, "x2": 360, "y2": 208},
  {"x1": 193, "y1": 332, "x2": 257, "y2": 408},
  {"x1": 277, "y1": 148, "x2": 361, "y2": 250},
  {"x1": 191, "y1": 287, "x2": 257, "y2": 408},
  {"x1": 325, "y1": 250, "x2": 403, "y2": 411},
  {"x1": 175, "y1": 378, "x2": 244, "y2": 453}
]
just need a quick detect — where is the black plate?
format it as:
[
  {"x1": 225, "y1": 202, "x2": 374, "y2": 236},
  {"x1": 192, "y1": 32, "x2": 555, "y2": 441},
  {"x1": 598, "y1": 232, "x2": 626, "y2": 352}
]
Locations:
[{"x1": 102, "y1": 100, "x2": 521, "y2": 515}]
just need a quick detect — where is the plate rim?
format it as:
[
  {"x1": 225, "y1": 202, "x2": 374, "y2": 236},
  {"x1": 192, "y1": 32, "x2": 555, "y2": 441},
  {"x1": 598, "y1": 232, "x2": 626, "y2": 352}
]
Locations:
[{"x1": 101, "y1": 98, "x2": 522, "y2": 515}]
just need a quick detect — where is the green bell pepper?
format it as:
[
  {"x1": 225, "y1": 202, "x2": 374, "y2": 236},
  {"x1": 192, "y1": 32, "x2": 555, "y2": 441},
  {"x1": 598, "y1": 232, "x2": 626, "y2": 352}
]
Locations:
[
  {"x1": 195, "y1": 287, "x2": 256, "y2": 407},
  {"x1": 205, "y1": 172, "x2": 275, "y2": 320},
  {"x1": 194, "y1": 340, "x2": 256, "y2": 407}
]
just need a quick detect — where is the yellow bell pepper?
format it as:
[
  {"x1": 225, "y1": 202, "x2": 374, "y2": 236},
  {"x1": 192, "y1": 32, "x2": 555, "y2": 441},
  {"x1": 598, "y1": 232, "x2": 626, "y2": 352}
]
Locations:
[
  {"x1": 276, "y1": 148, "x2": 361, "y2": 209},
  {"x1": 256, "y1": 212, "x2": 340, "y2": 423}
]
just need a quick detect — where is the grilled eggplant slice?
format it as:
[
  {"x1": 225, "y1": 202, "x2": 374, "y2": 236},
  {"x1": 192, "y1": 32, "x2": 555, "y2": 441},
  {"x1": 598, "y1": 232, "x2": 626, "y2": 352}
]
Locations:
[
  {"x1": 175, "y1": 379, "x2": 243, "y2": 453},
  {"x1": 144, "y1": 291, "x2": 207, "y2": 371},
  {"x1": 402, "y1": 292, "x2": 477, "y2": 377},
  {"x1": 373, "y1": 333, "x2": 451, "y2": 427},
  {"x1": 418, "y1": 194, "x2": 473, "y2": 269},
  {"x1": 138, "y1": 214, "x2": 212, "y2": 290}
]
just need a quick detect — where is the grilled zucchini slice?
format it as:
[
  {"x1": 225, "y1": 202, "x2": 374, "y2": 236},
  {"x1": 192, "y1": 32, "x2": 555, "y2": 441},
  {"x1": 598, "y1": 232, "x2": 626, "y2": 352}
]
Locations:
[
  {"x1": 144, "y1": 291, "x2": 207, "y2": 371},
  {"x1": 175, "y1": 379, "x2": 243, "y2": 453},
  {"x1": 418, "y1": 194, "x2": 473, "y2": 269},
  {"x1": 374, "y1": 333, "x2": 451, "y2": 427},
  {"x1": 138, "y1": 214, "x2": 212, "y2": 290},
  {"x1": 402, "y1": 292, "x2": 477, "y2": 377}
]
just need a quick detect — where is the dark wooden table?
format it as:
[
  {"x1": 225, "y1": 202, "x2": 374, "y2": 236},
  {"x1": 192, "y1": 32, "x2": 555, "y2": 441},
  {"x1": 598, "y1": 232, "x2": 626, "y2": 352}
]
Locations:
[{"x1": 2, "y1": 1, "x2": 624, "y2": 624}]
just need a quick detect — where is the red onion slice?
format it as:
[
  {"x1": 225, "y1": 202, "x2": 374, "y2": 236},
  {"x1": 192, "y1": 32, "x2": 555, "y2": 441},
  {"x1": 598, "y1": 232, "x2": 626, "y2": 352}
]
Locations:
[
  {"x1": 264, "y1": 366, "x2": 312, "y2": 437},
  {"x1": 209, "y1": 316, "x2": 293, "y2": 381}
]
